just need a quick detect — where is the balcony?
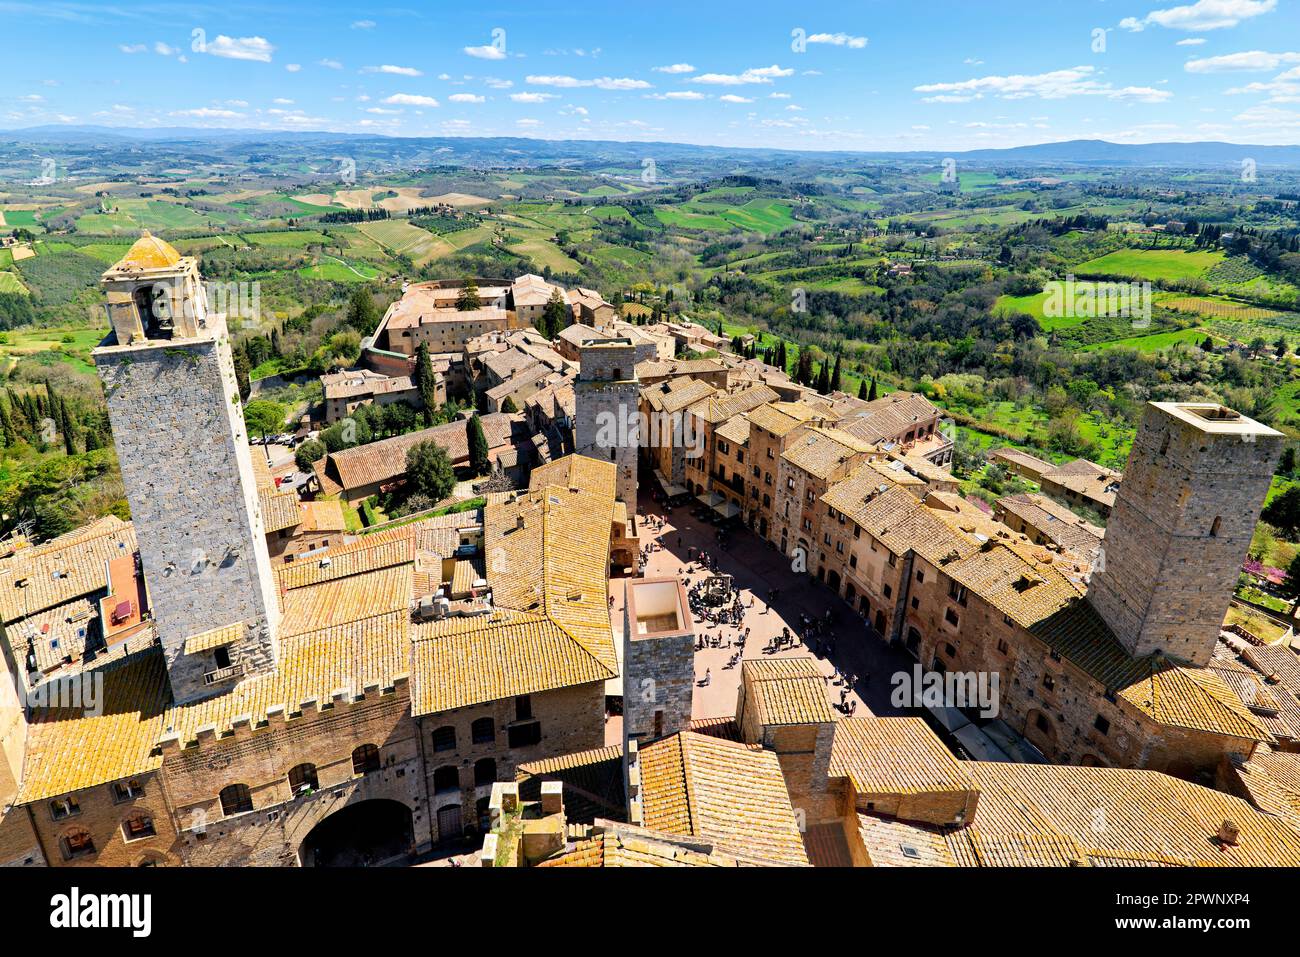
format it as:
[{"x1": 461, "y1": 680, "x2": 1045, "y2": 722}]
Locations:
[{"x1": 203, "y1": 663, "x2": 245, "y2": 686}]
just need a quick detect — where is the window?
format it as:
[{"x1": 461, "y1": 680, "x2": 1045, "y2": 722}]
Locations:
[
  {"x1": 1210, "y1": 516, "x2": 1221, "y2": 537},
  {"x1": 887, "y1": 553, "x2": 896, "y2": 568},
  {"x1": 219, "y1": 783, "x2": 253, "y2": 817},
  {"x1": 352, "y1": 744, "x2": 380, "y2": 775},
  {"x1": 948, "y1": 581, "x2": 968, "y2": 606},
  {"x1": 996, "y1": 638, "x2": 1009, "y2": 655},
  {"x1": 849, "y1": 554, "x2": 857, "y2": 569},
  {"x1": 474, "y1": 758, "x2": 498, "y2": 787},
  {"x1": 944, "y1": 608, "x2": 959, "y2": 627},
  {"x1": 432, "y1": 725, "x2": 457, "y2": 752},
  {"x1": 433, "y1": 766, "x2": 460, "y2": 795},
  {"x1": 49, "y1": 796, "x2": 80, "y2": 821},
  {"x1": 1094, "y1": 715, "x2": 1110, "y2": 735},
  {"x1": 508, "y1": 721, "x2": 542, "y2": 748},
  {"x1": 288, "y1": 763, "x2": 319, "y2": 795},
  {"x1": 112, "y1": 780, "x2": 145, "y2": 803},
  {"x1": 61, "y1": 829, "x2": 95, "y2": 860},
  {"x1": 122, "y1": 813, "x2": 156, "y2": 841},
  {"x1": 1035, "y1": 713, "x2": 1051, "y2": 734},
  {"x1": 910, "y1": 596, "x2": 920, "y2": 610},
  {"x1": 836, "y1": 541, "x2": 844, "y2": 554},
  {"x1": 213, "y1": 646, "x2": 231, "y2": 670},
  {"x1": 883, "y1": 583, "x2": 892, "y2": 599},
  {"x1": 471, "y1": 717, "x2": 495, "y2": 744},
  {"x1": 916, "y1": 570, "x2": 925, "y2": 583},
  {"x1": 944, "y1": 643, "x2": 957, "y2": 658},
  {"x1": 1043, "y1": 675, "x2": 1056, "y2": 692},
  {"x1": 515, "y1": 695, "x2": 533, "y2": 721}
]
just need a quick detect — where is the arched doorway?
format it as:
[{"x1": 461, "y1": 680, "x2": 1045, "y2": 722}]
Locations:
[{"x1": 299, "y1": 799, "x2": 415, "y2": 867}]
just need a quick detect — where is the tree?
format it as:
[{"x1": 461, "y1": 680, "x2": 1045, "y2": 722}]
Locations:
[
  {"x1": 867, "y1": 376, "x2": 879, "y2": 402},
  {"x1": 232, "y1": 343, "x2": 252, "y2": 401},
  {"x1": 1280, "y1": 551, "x2": 1300, "y2": 610},
  {"x1": 346, "y1": 286, "x2": 380, "y2": 335},
  {"x1": 406, "y1": 440, "x2": 455, "y2": 501},
  {"x1": 540, "y1": 288, "x2": 568, "y2": 339},
  {"x1": 467, "y1": 414, "x2": 490, "y2": 475},
  {"x1": 830, "y1": 354, "x2": 842, "y2": 394},
  {"x1": 415, "y1": 343, "x2": 439, "y2": 426},
  {"x1": 243, "y1": 399, "x2": 286, "y2": 460},
  {"x1": 857, "y1": 379, "x2": 868, "y2": 400},
  {"x1": 500, "y1": 396, "x2": 518, "y2": 413},
  {"x1": 1262, "y1": 485, "x2": 1300, "y2": 538},
  {"x1": 295, "y1": 438, "x2": 326, "y2": 473},
  {"x1": 456, "y1": 278, "x2": 481, "y2": 312},
  {"x1": 815, "y1": 358, "x2": 830, "y2": 395}
]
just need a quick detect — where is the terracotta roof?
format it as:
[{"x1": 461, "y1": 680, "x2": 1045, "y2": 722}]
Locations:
[
  {"x1": 0, "y1": 516, "x2": 135, "y2": 625},
  {"x1": 740, "y1": 658, "x2": 837, "y2": 727},
  {"x1": 714, "y1": 414, "x2": 751, "y2": 446},
  {"x1": 747, "y1": 401, "x2": 818, "y2": 437},
  {"x1": 516, "y1": 744, "x2": 626, "y2": 824},
  {"x1": 16, "y1": 648, "x2": 170, "y2": 803},
  {"x1": 995, "y1": 492, "x2": 1105, "y2": 555},
  {"x1": 781, "y1": 427, "x2": 874, "y2": 480},
  {"x1": 1226, "y1": 747, "x2": 1300, "y2": 829},
  {"x1": 830, "y1": 716, "x2": 975, "y2": 799},
  {"x1": 990, "y1": 446, "x2": 1056, "y2": 476},
  {"x1": 687, "y1": 385, "x2": 779, "y2": 425},
  {"x1": 278, "y1": 563, "x2": 411, "y2": 638},
  {"x1": 536, "y1": 823, "x2": 745, "y2": 867},
  {"x1": 644, "y1": 378, "x2": 716, "y2": 415},
  {"x1": 839, "y1": 391, "x2": 940, "y2": 444},
  {"x1": 110, "y1": 231, "x2": 181, "y2": 272},
  {"x1": 638, "y1": 731, "x2": 809, "y2": 866},
  {"x1": 323, "y1": 413, "x2": 520, "y2": 490},
  {"x1": 259, "y1": 488, "x2": 302, "y2": 534}
]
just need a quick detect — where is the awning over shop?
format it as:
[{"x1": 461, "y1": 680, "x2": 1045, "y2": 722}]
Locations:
[
  {"x1": 696, "y1": 492, "x2": 724, "y2": 508},
  {"x1": 654, "y1": 469, "x2": 690, "y2": 499},
  {"x1": 712, "y1": 501, "x2": 741, "y2": 520}
]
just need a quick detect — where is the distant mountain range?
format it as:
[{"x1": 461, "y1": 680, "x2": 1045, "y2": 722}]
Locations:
[{"x1": 1, "y1": 126, "x2": 1298, "y2": 167}]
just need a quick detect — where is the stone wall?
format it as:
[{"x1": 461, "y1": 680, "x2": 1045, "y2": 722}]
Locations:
[
  {"x1": 28, "y1": 770, "x2": 179, "y2": 868},
  {"x1": 95, "y1": 331, "x2": 280, "y2": 702}
]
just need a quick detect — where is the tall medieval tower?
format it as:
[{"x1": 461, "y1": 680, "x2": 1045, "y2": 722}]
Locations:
[
  {"x1": 574, "y1": 338, "x2": 640, "y2": 519},
  {"x1": 1087, "y1": 401, "x2": 1281, "y2": 667},
  {"x1": 93, "y1": 232, "x2": 280, "y2": 702}
]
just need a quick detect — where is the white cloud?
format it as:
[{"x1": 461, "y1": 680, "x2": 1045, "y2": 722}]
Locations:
[
  {"x1": 914, "y1": 65, "x2": 1174, "y2": 102},
  {"x1": 449, "y1": 93, "x2": 485, "y2": 103},
  {"x1": 691, "y1": 65, "x2": 794, "y2": 85},
  {"x1": 525, "y1": 75, "x2": 651, "y2": 90},
  {"x1": 517, "y1": 118, "x2": 542, "y2": 127},
  {"x1": 1184, "y1": 49, "x2": 1300, "y2": 71},
  {"x1": 383, "y1": 93, "x2": 440, "y2": 107},
  {"x1": 652, "y1": 63, "x2": 695, "y2": 73},
  {"x1": 154, "y1": 42, "x2": 178, "y2": 56},
  {"x1": 646, "y1": 90, "x2": 706, "y2": 100},
  {"x1": 464, "y1": 44, "x2": 506, "y2": 60},
  {"x1": 719, "y1": 94, "x2": 754, "y2": 103},
  {"x1": 964, "y1": 57, "x2": 984, "y2": 65},
  {"x1": 351, "y1": 20, "x2": 376, "y2": 29},
  {"x1": 1120, "y1": 0, "x2": 1276, "y2": 32},
  {"x1": 319, "y1": 58, "x2": 343, "y2": 69},
  {"x1": 363, "y1": 64, "x2": 423, "y2": 77},
  {"x1": 119, "y1": 44, "x2": 146, "y2": 54},
  {"x1": 366, "y1": 107, "x2": 401, "y2": 114},
  {"x1": 285, "y1": 63, "x2": 301, "y2": 72},
  {"x1": 171, "y1": 107, "x2": 244, "y2": 118},
  {"x1": 806, "y1": 32, "x2": 867, "y2": 48},
  {"x1": 485, "y1": 77, "x2": 514, "y2": 89},
  {"x1": 204, "y1": 35, "x2": 275, "y2": 63},
  {"x1": 769, "y1": 92, "x2": 792, "y2": 99},
  {"x1": 273, "y1": 97, "x2": 294, "y2": 105},
  {"x1": 510, "y1": 92, "x2": 558, "y2": 103},
  {"x1": 1176, "y1": 37, "x2": 1208, "y2": 44}
]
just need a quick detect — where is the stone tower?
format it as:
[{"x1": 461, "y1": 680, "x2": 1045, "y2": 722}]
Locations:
[
  {"x1": 93, "y1": 232, "x2": 280, "y2": 702},
  {"x1": 622, "y1": 578, "x2": 694, "y2": 745},
  {"x1": 1088, "y1": 401, "x2": 1282, "y2": 667},
  {"x1": 574, "y1": 338, "x2": 639, "y2": 518}
]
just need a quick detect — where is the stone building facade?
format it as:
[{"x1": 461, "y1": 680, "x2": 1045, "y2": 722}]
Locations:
[{"x1": 575, "y1": 339, "x2": 640, "y2": 518}]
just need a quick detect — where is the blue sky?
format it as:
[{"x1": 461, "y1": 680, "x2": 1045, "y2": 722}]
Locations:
[{"x1": 2, "y1": 0, "x2": 1298, "y2": 149}]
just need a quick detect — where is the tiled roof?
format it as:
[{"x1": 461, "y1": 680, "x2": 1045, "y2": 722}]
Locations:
[
  {"x1": 183, "y1": 622, "x2": 244, "y2": 655},
  {"x1": 536, "y1": 823, "x2": 743, "y2": 867},
  {"x1": 714, "y1": 414, "x2": 751, "y2": 446},
  {"x1": 995, "y1": 492, "x2": 1105, "y2": 555},
  {"x1": 839, "y1": 391, "x2": 940, "y2": 444},
  {"x1": 323, "y1": 413, "x2": 520, "y2": 490},
  {"x1": 0, "y1": 516, "x2": 134, "y2": 624},
  {"x1": 687, "y1": 385, "x2": 779, "y2": 425},
  {"x1": 1226, "y1": 747, "x2": 1300, "y2": 829},
  {"x1": 278, "y1": 563, "x2": 412, "y2": 638},
  {"x1": 165, "y1": 610, "x2": 412, "y2": 746},
  {"x1": 16, "y1": 648, "x2": 170, "y2": 803},
  {"x1": 747, "y1": 401, "x2": 818, "y2": 437},
  {"x1": 277, "y1": 529, "x2": 413, "y2": 591},
  {"x1": 637, "y1": 731, "x2": 809, "y2": 866},
  {"x1": 830, "y1": 717, "x2": 976, "y2": 799},
  {"x1": 259, "y1": 488, "x2": 302, "y2": 533},
  {"x1": 990, "y1": 446, "x2": 1056, "y2": 475},
  {"x1": 408, "y1": 456, "x2": 618, "y2": 716},
  {"x1": 780, "y1": 427, "x2": 874, "y2": 480},
  {"x1": 644, "y1": 378, "x2": 716, "y2": 415},
  {"x1": 516, "y1": 744, "x2": 626, "y2": 824},
  {"x1": 740, "y1": 658, "x2": 837, "y2": 727}
]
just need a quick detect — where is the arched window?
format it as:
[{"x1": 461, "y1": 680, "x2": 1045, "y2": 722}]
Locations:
[
  {"x1": 288, "y1": 764, "x2": 319, "y2": 794},
  {"x1": 61, "y1": 828, "x2": 95, "y2": 860},
  {"x1": 474, "y1": 757, "x2": 498, "y2": 787},
  {"x1": 219, "y1": 783, "x2": 253, "y2": 817},
  {"x1": 471, "y1": 717, "x2": 495, "y2": 744},
  {"x1": 433, "y1": 765, "x2": 460, "y2": 795},
  {"x1": 352, "y1": 744, "x2": 380, "y2": 775},
  {"x1": 1210, "y1": 516, "x2": 1221, "y2": 537},
  {"x1": 432, "y1": 725, "x2": 457, "y2": 752}
]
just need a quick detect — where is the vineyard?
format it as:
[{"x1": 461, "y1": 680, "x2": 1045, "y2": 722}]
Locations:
[{"x1": 1161, "y1": 296, "x2": 1286, "y2": 321}]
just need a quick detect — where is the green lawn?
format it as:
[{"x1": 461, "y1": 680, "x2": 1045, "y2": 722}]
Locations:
[
  {"x1": 1074, "y1": 248, "x2": 1224, "y2": 282},
  {"x1": 0, "y1": 271, "x2": 27, "y2": 294},
  {"x1": 1082, "y1": 327, "x2": 1212, "y2": 352}
]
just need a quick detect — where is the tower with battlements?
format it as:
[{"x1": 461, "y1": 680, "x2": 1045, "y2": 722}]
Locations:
[
  {"x1": 1088, "y1": 401, "x2": 1282, "y2": 667},
  {"x1": 574, "y1": 338, "x2": 639, "y2": 519},
  {"x1": 93, "y1": 232, "x2": 280, "y2": 702}
]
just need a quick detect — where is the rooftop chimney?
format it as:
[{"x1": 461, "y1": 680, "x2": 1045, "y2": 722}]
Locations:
[{"x1": 1217, "y1": 819, "x2": 1241, "y2": 847}]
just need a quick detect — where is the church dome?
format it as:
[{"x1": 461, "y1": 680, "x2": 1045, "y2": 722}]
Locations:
[{"x1": 114, "y1": 230, "x2": 182, "y2": 270}]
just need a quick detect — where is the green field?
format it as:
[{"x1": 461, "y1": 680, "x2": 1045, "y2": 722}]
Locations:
[
  {"x1": 356, "y1": 219, "x2": 449, "y2": 264},
  {"x1": 1082, "y1": 327, "x2": 1211, "y2": 353},
  {"x1": 655, "y1": 196, "x2": 795, "y2": 234},
  {"x1": 1, "y1": 207, "x2": 40, "y2": 227},
  {"x1": 298, "y1": 256, "x2": 380, "y2": 283},
  {"x1": 242, "y1": 229, "x2": 330, "y2": 248},
  {"x1": 0, "y1": 325, "x2": 107, "y2": 373},
  {"x1": 1074, "y1": 248, "x2": 1224, "y2": 282},
  {"x1": 0, "y1": 271, "x2": 27, "y2": 294}
]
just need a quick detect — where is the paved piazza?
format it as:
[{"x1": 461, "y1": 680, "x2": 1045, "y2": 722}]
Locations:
[{"x1": 606, "y1": 490, "x2": 917, "y2": 745}]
